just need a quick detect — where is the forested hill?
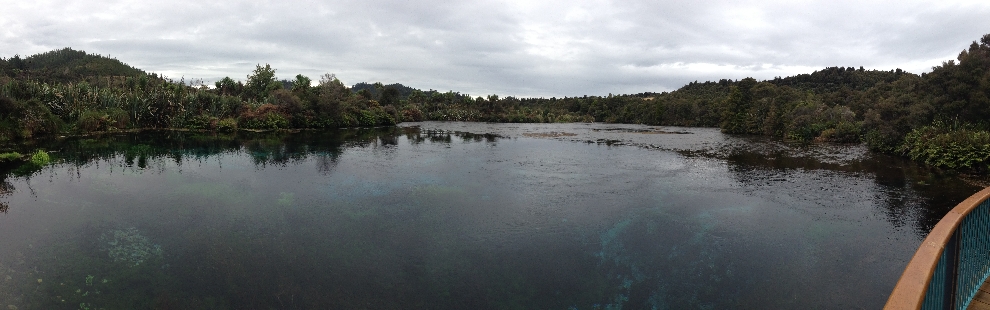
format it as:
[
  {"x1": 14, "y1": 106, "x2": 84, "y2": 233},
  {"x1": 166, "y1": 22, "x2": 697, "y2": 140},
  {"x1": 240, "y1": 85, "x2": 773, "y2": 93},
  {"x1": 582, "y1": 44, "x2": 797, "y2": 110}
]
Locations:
[
  {"x1": 351, "y1": 82, "x2": 417, "y2": 99},
  {"x1": 770, "y1": 66, "x2": 908, "y2": 92},
  {"x1": 0, "y1": 34, "x2": 989, "y2": 171},
  {"x1": 0, "y1": 48, "x2": 146, "y2": 83}
]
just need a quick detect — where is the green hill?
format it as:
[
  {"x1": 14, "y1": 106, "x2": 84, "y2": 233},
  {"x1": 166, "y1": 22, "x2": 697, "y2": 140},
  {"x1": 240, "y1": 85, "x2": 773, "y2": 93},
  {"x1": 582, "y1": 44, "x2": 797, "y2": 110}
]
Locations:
[{"x1": 1, "y1": 48, "x2": 146, "y2": 83}]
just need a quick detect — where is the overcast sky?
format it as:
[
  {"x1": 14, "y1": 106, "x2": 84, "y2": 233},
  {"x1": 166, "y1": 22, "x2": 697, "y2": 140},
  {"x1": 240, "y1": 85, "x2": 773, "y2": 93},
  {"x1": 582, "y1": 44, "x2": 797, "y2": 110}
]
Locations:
[{"x1": 2, "y1": 0, "x2": 988, "y2": 97}]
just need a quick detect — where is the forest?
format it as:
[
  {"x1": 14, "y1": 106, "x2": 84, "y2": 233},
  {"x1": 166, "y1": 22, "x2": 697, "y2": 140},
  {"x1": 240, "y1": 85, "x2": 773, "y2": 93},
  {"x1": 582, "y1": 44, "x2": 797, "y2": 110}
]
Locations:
[{"x1": 0, "y1": 34, "x2": 988, "y2": 171}]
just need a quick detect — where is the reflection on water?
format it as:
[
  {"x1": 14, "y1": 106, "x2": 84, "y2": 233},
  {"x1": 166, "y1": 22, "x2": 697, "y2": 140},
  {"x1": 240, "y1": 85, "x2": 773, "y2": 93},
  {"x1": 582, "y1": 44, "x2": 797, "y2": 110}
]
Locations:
[{"x1": 0, "y1": 122, "x2": 979, "y2": 309}]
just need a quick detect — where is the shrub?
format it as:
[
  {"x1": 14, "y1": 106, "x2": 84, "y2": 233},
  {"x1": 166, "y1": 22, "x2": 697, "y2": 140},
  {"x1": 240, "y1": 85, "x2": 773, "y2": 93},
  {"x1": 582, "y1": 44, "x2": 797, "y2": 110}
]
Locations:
[
  {"x1": 217, "y1": 118, "x2": 237, "y2": 132},
  {"x1": 105, "y1": 107, "x2": 130, "y2": 129},
  {"x1": 78, "y1": 110, "x2": 109, "y2": 132},
  {"x1": 0, "y1": 152, "x2": 22, "y2": 162},
  {"x1": 358, "y1": 110, "x2": 377, "y2": 126},
  {"x1": 863, "y1": 128, "x2": 901, "y2": 152},
  {"x1": 186, "y1": 114, "x2": 218, "y2": 130},
  {"x1": 77, "y1": 108, "x2": 129, "y2": 132},
  {"x1": 816, "y1": 121, "x2": 860, "y2": 143},
  {"x1": 30, "y1": 150, "x2": 50, "y2": 166},
  {"x1": 901, "y1": 124, "x2": 990, "y2": 170},
  {"x1": 238, "y1": 104, "x2": 288, "y2": 130}
]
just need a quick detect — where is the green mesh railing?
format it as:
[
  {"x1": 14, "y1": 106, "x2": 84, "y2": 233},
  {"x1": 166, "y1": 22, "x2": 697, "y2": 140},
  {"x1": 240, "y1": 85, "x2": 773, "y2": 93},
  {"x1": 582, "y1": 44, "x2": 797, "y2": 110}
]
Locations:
[{"x1": 919, "y1": 198, "x2": 990, "y2": 310}]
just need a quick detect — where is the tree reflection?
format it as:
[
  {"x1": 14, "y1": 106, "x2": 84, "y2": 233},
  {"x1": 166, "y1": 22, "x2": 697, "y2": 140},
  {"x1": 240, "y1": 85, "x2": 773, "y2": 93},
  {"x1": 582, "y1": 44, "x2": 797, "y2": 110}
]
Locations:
[
  {"x1": 0, "y1": 126, "x2": 508, "y2": 215},
  {"x1": 718, "y1": 143, "x2": 981, "y2": 238},
  {"x1": 0, "y1": 170, "x2": 14, "y2": 213}
]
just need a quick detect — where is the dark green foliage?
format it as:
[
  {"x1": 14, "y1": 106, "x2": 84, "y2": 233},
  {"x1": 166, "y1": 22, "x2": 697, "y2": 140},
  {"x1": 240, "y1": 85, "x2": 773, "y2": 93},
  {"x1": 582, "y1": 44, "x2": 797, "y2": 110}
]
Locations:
[
  {"x1": 2, "y1": 48, "x2": 145, "y2": 84},
  {"x1": 0, "y1": 50, "x2": 409, "y2": 136},
  {"x1": 721, "y1": 78, "x2": 756, "y2": 134},
  {"x1": 351, "y1": 82, "x2": 417, "y2": 99},
  {"x1": 3, "y1": 34, "x2": 990, "y2": 169},
  {"x1": 217, "y1": 118, "x2": 238, "y2": 132},
  {"x1": 901, "y1": 122, "x2": 990, "y2": 171},
  {"x1": 215, "y1": 77, "x2": 243, "y2": 96},
  {"x1": 29, "y1": 149, "x2": 51, "y2": 166},
  {"x1": 784, "y1": 102, "x2": 858, "y2": 142},
  {"x1": 769, "y1": 66, "x2": 905, "y2": 94},
  {"x1": 292, "y1": 74, "x2": 312, "y2": 92},
  {"x1": 924, "y1": 34, "x2": 990, "y2": 124},
  {"x1": 860, "y1": 76, "x2": 934, "y2": 151},
  {"x1": 185, "y1": 114, "x2": 219, "y2": 130},
  {"x1": 245, "y1": 64, "x2": 280, "y2": 100},
  {"x1": 817, "y1": 121, "x2": 860, "y2": 143},
  {"x1": 0, "y1": 95, "x2": 61, "y2": 140},
  {"x1": 0, "y1": 152, "x2": 22, "y2": 162},
  {"x1": 238, "y1": 104, "x2": 289, "y2": 130}
]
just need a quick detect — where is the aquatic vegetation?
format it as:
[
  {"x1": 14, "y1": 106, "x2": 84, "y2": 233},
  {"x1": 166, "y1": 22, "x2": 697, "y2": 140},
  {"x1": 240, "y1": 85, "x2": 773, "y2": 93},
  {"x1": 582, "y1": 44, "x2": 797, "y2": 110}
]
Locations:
[
  {"x1": 277, "y1": 192, "x2": 295, "y2": 207},
  {"x1": 173, "y1": 182, "x2": 251, "y2": 207},
  {"x1": 29, "y1": 149, "x2": 50, "y2": 166},
  {"x1": 591, "y1": 209, "x2": 733, "y2": 309},
  {"x1": 0, "y1": 152, "x2": 22, "y2": 162},
  {"x1": 409, "y1": 184, "x2": 466, "y2": 198},
  {"x1": 99, "y1": 227, "x2": 162, "y2": 267}
]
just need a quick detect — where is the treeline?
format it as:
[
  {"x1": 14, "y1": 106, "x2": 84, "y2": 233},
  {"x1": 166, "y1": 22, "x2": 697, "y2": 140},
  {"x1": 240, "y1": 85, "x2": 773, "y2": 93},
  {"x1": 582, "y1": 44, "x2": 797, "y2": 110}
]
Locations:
[
  {"x1": 0, "y1": 53, "x2": 404, "y2": 142},
  {"x1": 386, "y1": 34, "x2": 990, "y2": 171},
  {"x1": 1, "y1": 34, "x2": 989, "y2": 170}
]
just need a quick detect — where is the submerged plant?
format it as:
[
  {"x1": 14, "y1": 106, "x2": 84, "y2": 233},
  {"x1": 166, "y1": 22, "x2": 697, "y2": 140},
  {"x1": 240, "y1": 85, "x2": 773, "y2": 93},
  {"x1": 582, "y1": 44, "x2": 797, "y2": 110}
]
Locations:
[
  {"x1": 99, "y1": 227, "x2": 163, "y2": 267},
  {"x1": 277, "y1": 192, "x2": 295, "y2": 206}
]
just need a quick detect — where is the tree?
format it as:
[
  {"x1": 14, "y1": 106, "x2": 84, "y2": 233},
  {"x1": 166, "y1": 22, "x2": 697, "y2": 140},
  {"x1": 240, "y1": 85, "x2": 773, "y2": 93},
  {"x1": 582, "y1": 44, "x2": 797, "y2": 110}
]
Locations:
[
  {"x1": 721, "y1": 77, "x2": 757, "y2": 134},
  {"x1": 8, "y1": 54, "x2": 25, "y2": 70},
  {"x1": 925, "y1": 34, "x2": 990, "y2": 123},
  {"x1": 292, "y1": 74, "x2": 311, "y2": 92},
  {"x1": 245, "y1": 64, "x2": 279, "y2": 100},
  {"x1": 215, "y1": 77, "x2": 242, "y2": 96}
]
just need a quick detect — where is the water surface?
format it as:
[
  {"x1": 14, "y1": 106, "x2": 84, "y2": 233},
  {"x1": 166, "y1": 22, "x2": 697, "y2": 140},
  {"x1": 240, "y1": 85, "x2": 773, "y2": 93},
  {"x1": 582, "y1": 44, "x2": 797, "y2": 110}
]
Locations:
[{"x1": 0, "y1": 122, "x2": 978, "y2": 309}]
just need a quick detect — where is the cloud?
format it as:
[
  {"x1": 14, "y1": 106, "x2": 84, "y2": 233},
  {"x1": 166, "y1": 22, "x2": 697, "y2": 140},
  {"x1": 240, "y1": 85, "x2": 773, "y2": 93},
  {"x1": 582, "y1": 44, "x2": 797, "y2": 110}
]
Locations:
[{"x1": 2, "y1": 0, "x2": 988, "y2": 97}]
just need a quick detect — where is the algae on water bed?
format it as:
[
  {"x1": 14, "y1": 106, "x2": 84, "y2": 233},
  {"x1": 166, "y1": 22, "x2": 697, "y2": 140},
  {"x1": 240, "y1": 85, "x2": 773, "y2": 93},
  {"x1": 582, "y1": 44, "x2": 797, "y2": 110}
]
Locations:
[
  {"x1": 99, "y1": 227, "x2": 162, "y2": 267},
  {"x1": 277, "y1": 192, "x2": 295, "y2": 207}
]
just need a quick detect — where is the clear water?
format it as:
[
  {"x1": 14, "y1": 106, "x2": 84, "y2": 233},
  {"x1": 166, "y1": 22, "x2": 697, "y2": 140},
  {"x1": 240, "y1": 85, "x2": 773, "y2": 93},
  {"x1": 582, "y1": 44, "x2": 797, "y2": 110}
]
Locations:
[{"x1": 0, "y1": 122, "x2": 978, "y2": 309}]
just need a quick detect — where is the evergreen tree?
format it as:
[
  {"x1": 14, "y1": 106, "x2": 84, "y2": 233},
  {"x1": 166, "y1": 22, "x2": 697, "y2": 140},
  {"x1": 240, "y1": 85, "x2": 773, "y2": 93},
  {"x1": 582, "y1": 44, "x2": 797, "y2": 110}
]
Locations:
[{"x1": 721, "y1": 78, "x2": 756, "y2": 134}]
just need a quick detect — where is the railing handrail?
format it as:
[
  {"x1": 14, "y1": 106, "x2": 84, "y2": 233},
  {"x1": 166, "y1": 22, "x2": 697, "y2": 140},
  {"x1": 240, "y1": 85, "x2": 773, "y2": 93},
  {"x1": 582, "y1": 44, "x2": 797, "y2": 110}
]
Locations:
[{"x1": 885, "y1": 186, "x2": 990, "y2": 309}]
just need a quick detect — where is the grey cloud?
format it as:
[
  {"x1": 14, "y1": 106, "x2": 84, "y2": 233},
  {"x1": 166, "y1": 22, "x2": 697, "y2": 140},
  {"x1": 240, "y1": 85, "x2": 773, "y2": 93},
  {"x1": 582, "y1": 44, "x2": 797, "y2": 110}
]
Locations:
[{"x1": 2, "y1": 0, "x2": 988, "y2": 97}]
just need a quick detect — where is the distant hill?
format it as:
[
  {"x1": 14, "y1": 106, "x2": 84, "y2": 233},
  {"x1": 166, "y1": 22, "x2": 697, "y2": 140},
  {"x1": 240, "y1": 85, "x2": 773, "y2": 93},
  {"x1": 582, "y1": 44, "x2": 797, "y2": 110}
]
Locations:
[
  {"x1": 1, "y1": 48, "x2": 146, "y2": 83},
  {"x1": 351, "y1": 82, "x2": 418, "y2": 98},
  {"x1": 768, "y1": 66, "x2": 908, "y2": 93}
]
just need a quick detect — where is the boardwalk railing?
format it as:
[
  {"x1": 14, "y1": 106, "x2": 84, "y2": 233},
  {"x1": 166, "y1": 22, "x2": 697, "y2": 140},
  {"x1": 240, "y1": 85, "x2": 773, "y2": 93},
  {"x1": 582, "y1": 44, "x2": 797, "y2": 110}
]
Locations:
[{"x1": 886, "y1": 187, "x2": 990, "y2": 310}]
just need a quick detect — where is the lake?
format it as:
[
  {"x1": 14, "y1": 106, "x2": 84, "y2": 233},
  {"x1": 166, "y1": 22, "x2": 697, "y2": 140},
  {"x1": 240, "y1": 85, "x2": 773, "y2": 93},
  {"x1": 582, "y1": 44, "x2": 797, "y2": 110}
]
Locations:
[{"x1": 0, "y1": 122, "x2": 979, "y2": 309}]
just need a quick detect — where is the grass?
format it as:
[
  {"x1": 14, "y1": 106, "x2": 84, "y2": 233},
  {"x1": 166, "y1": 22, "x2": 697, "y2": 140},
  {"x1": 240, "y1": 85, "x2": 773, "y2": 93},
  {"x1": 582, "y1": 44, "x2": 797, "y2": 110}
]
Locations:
[
  {"x1": 0, "y1": 152, "x2": 23, "y2": 162},
  {"x1": 30, "y1": 149, "x2": 51, "y2": 166}
]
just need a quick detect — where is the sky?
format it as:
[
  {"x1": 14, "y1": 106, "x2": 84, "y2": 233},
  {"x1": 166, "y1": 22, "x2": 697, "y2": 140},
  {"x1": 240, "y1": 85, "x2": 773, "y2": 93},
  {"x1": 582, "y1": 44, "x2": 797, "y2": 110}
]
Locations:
[{"x1": 1, "y1": 0, "x2": 988, "y2": 98}]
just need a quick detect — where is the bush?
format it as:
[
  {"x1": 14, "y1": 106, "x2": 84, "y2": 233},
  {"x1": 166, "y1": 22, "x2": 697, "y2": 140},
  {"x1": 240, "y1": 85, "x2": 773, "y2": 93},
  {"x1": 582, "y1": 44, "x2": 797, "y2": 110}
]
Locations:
[
  {"x1": 0, "y1": 97, "x2": 62, "y2": 139},
  {"x1": 358, "y1": 110, "x2": 378, "y2": 126},
  {"x1": 863, "y1": 128, "x2": 902, "y2": 152},
  {"x1": 105, "y1": 107, "x2": 130, "y2": 129},
  {"x1": 77, "y1": 108, "x2": 129, "y2": 132},
  {"x1": 186, "y1": 114, "x2": 219, "y2": 130},
  {"x1": 30, "y1": 150, "x2": 50, "y2": 166},
  {"x1": 238, "y1": 104, "x2": 288, "y2": 130},
  {"x1": 816, "y1": 121, "x2": 860, "y2": 143},
  {"x1": 217, "y1": 118, "x2": 237, "y2": 132},
  {"x1": 78, "y1": 110, "x2": 108, "y2": 132},
  {"x1": 0, "y1": 152, "x2": 22, "y2": 162},
  {"x1": 901, "y1": 124, "x2": 990, "y2": 170}
]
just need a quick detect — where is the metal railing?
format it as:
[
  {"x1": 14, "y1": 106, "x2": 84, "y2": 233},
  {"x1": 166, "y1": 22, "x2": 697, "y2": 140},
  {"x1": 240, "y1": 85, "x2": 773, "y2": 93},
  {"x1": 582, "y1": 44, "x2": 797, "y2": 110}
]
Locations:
[{"x1": 886, "y1": 186, "x2": 990, "y2": 310}]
